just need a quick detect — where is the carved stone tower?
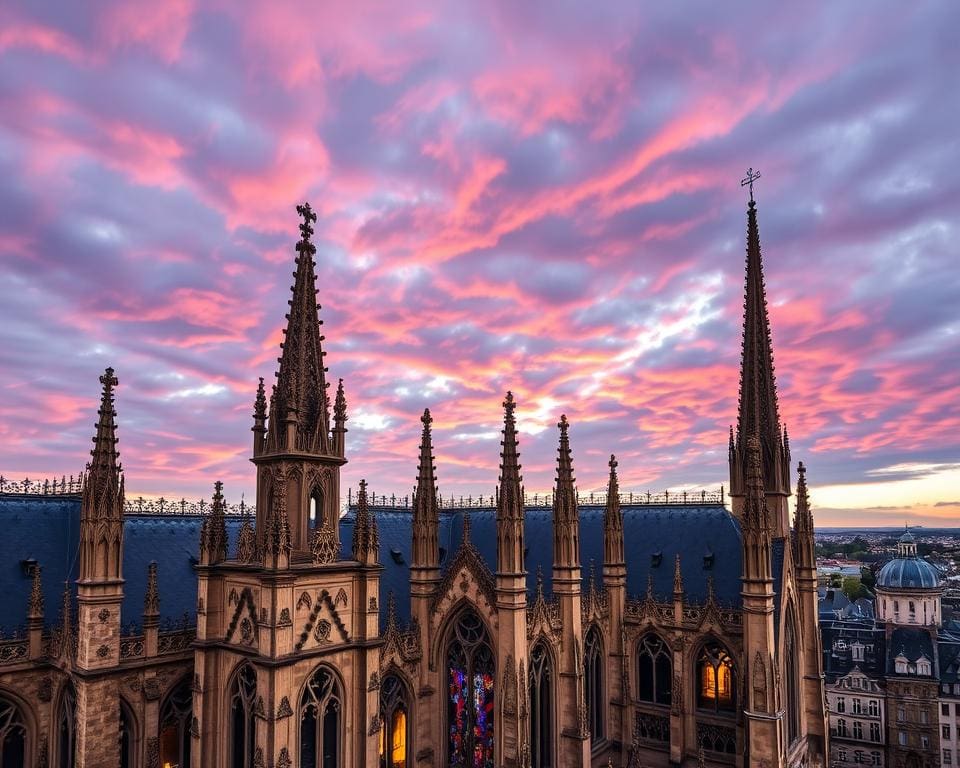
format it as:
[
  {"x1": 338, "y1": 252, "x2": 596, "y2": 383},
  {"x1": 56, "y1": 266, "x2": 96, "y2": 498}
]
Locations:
[
  {"x1": 75, "y1": 367, "x2": 126, "y2": 766},
  {"x1": 495, "y1": 392, "x2": 529, "y2": 766},
  {"x1": 602, "y1": 456, "x2": 629, "y2": 749},
  {"x1": 551, "y1": 416, "x2": 590, "y2": 767},
  {"x1": 193, "y1": 203, "x2": 381, "y2": 768}
]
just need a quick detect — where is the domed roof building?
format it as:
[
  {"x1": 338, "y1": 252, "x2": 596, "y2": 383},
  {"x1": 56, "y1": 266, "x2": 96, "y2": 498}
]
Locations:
[{"x1": 876, "y1": 529, "x2": 943, "y2": 626}]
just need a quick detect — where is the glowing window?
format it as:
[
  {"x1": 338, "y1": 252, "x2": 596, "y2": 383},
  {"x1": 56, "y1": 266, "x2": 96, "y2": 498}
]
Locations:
[{"x1": 697, "y1": 642, "x2": 735, "y2": 712}]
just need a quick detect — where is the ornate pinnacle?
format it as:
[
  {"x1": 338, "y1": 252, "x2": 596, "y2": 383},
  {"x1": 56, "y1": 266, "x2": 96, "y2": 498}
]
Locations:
[
  {"x1": 795, "y1": 461, "x2": 813, "y2": 532},
  {"x1": 27, "y1": 564, "x2": 44, "y2": 620},
  {"x1": 414, "y1": 408, "x2": 438, "y2": 520},
  {"x1": 554, "y1": 415, "x2": 576, "y2": 507},
  {"x1": 206, "y1": 481, "x2": 228, "y2": 564},
  {"x1": 235, "y1": 503, "x2": 256, "y2": 564},
  {"x1": 646, "y1": 573, "x2": 654, "y2": 600},
  {"x1": 603, "y1": 454, "x2": 624, "y2": 569},
  {"x1": 462, "y1": 509, "x2": 472, "y2": 544},
  {"x1": 333, "y1": 378, "x2": 347, "y2": 425},
  {"x1": 673, "y1": 554, "x2": 684, "y2": 595},
  {"x1": 254, "y1": 377, "x2": 267, "y2": 419},
  {"x1": 84, "y1": 367, "x2": 124, "y2": 520},
  {"x1": 497, "y1": 391, "x2": 524, "y2": 517},
  {"x1": 535, "y1": 566, "x2": 545, "y2": 602},
  {"x1": 385, "y1": 590, "x2": 397, "y2": 632},
  {"x1": 352, "y1": 479, "x2": 378, "y2": 564},
  {"x1": 144, "y1": 561, "x2": 160, "y2": 617}
]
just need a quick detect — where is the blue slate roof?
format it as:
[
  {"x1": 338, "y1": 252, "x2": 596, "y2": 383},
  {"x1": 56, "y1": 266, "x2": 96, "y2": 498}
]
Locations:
[
  {"x1": 341, "y1": 503, "x2": 742, "y2": 624},
  {"x1": 0, "y1": 493, "x2": 243, "y2": 633},
  {"x1": 888, "y1": 627, "x2": 935, "y2": 676},
  {"x1": 877, "y1": 555, "x2": 941, "y2": 589}
]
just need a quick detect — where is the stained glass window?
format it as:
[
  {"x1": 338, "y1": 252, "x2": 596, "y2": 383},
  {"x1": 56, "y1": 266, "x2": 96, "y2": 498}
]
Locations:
[
  {"x1": 529, "y1": 643, "x2": 553, "y2": 768},
  {"x1": 697, "y1": 641, "x2": 735, "y2": 712},
  {"x1": 380, "y1": 674, "x2": 410, "y2": 768},
  {"x1": 300, "y1": 666, "x2": 342, "y2": 768},
  {"x1": 637, "y1": 634, "x2": 672, "y2": 707},
  {"x1": 447, "y1": 610, "x2": 495, "y2": 768}
]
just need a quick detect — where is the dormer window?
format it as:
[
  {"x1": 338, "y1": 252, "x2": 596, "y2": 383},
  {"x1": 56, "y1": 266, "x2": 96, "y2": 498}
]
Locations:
[
  {"x1": 918, "y1": 658, "x2": 932, "y2": 676},
  {"x1": 895, "y1": 656, "x2": 908, "y2": 674}
]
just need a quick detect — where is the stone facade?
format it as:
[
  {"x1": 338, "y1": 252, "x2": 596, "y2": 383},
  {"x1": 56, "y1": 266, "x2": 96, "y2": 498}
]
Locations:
[{"x1": 0, "y1": 196, "x2": 827, "y2": 767}]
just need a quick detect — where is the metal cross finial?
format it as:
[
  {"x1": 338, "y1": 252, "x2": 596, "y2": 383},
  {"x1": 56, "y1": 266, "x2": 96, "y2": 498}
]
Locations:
[
  {"x1": 740, "y1": 167, "x2": 761, "y2": 202},
  {"x1": 295, "y1": 202, "x2": 317, "y2": 242}
]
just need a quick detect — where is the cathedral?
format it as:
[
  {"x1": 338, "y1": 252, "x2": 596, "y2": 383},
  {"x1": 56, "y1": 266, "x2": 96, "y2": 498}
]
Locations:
[{"x1": 0, "y1": 193, "x2": 827, "y2": 768}]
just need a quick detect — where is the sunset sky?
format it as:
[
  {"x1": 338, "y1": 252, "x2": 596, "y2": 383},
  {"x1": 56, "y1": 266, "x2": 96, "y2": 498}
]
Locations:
[{"x1": 1, "y1": 2, "x2": 958, "y2": 526}]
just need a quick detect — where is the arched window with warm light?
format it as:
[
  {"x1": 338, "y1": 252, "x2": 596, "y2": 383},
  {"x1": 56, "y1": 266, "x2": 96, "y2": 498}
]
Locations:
[
  {"x1": 300, "y1": 666, "x2": 342, "y2": 768},
  {"x1": 529, "y1": 642, "x2": 553, "y2": 768},
  {"x1": 785, "y1": 615, "x2": 801, "y2": 745},
  {"x1": 229, "y1": 664, "x2": 257, "y2": 768},
  {"x1": 637, "y1": 634, "x2": 672, "y2": 707},
  {"x1": 56, "y1": 683, "x2": 75, "y2": 768},
  {"x1": 697, "y1": 641, "x2": 736, "y2": 713},
  {"x1": 446, "y1": 609, "x2": 495, "y2": 768},
  {"x1": 159, "y1": 678, "x2": 192, "y2": 768},
  {"x1": 379, "y1": 673, "x2": 410, "y2": 768},
  {"x1": 584, "y1": 627, "x2": 604, "y2": 742},
  {"x1": 0, "y1": 694, "x2": 28, "y2": 768}
]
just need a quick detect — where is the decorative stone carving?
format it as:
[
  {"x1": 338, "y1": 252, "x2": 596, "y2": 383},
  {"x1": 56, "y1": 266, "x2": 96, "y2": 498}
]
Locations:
[
  {"x1": 277, "y1": 748, "x2": 292, "y2": 768},
  {"x1": 369, "y1": 714, "x2": 382, "y2": 736},
  {"x1": 503, "y1": 654, "x2": 517, "y2": 715},
  {"x1": 297, "y1": 591, "x2": 312, "y2": 611},
  {"x1": 96, "y1": 644, "x2": 110, "y2": 658},
  {"x1": 314, "y1": 619, "x2": 332, "y2": 644},
  {"x1": 278, "y1": 608, "x2": 291, "y2": 627},
  {"x1": 753, "y1": 650, "x2": 768, "y2": 712},
  {"x1": 368, "y1": 672, "x2": 380, "y2": 692},
  {"x1": 335, "y1": 587, "x2": 348, "y2": 607},
  {"x1": 370, "y1": 596, "x2": 377, "y2": 611},
  {"x1": 98, "y1": 608, "x2": 110, "y2": 623},
  {"x1": 310, "y1": 523, "x2": 339, "y2": 563},
  {"x1": 144, "y1": 677, "x2": 161, "y2": 701},
  {"x1": 253, "y1": 747, "x2": 265, "y2": 768},
  {"x1": 190, "y1": 716, "x2": 200, "y2": 739},
  {"x1": 240, "y1": 617, "x2": 254, "y2": 646},
  {"x1": 146, "y1": 737, "x2": 159, "y2": 768},
  {"x1": 276, "y1": 696, "x2": 293, "y2": 719},
  {"x1": 254, "y1": 695, "x2": 266, "y2": 719}
]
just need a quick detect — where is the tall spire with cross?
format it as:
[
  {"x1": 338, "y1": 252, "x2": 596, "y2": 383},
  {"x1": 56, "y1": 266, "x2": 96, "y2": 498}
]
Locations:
[
  {"x1": 729, "y1": 170, "x2": 792, "y2": 534},
  {"x1": 552, "y1": 415, "x2": 581, "y2": 572},
  {"x1": 496, "y1": 392, "x2": 526, "y2": 577},
  {"x1": 265, "y1": 202, "x2": 332, "y2": 455}
]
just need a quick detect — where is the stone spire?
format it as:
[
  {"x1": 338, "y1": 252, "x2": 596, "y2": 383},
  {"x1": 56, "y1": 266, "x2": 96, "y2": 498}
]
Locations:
[
  {"x1": 552, "y1": 415, "x2": 580, "y2": 570},
  {"x1": 143, "y1": 561, "x2": 160, "y2": 619},
  {"x1": 80, "y1": 367, "x2": 124, "y2": 583},
  {"x1": 412, "y1": 408, "x2": 440, "y2": 572},
  {"x1": 207, "y1": 481, "x2": 228, "y2": 564},
  {"x1": 352, "y1": 479, "x2": 378, "y2": 565},
  {"x1": 27, "y1": 564, "x2": 44, "y2": 621},
  {"x1": 264, "y1": 202, "x2": 331, "y2": 455},
  {"x1": 673, "y1": 554, "x2": 684, "y2": 598},
  {"x1": 331, "y1": 378, "x2": 348, "y2": 457},
  {"x1": 729, "y1": 194, "x2": 791, "y2": 531},
  {"x1": 235, "y1": 500, "x2": 256, "y2": 564},
  {"x1": 252, "y1": 377, "x2": 267, "y2": 457},
  {"x1": 794, "y1": 461, "x2": 816, "y2": 570},
  {"x1": 602, "y1": 455, "x2": 624, "y2": 569},
  {"x1": 497, "y1": 392, "x2": 525, "y2": 576}
]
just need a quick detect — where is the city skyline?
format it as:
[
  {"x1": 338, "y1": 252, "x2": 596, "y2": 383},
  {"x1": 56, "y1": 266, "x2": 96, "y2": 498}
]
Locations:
[{"x1": 1, "y1": 2, "x2": 958, "y2": 526}]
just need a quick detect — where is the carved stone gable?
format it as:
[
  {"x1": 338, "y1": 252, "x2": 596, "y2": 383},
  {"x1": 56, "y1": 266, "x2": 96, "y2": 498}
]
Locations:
[{"x1": 296, "y1": 589, "x2": 349, "y2": 651}]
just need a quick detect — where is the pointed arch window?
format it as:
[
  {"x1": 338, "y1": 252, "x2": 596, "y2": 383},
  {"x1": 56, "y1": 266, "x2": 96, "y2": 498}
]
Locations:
[
  {"x1": 529, "y1": 642, "x2": 553, "y2": 768},
  {"x1": 120, "y1": 701, "x2": 137, "y2": 768},
  {"x1": 230, "y1": 664, "x2": 257, "y2": 768},
  {"x1": 309, "y1": 487, "x2": 324, "y2": 531},
  {"x1": 379, "y1": 674, "x2": 410, "y2": 768},
  {"x1": 584, "y1": 627, "x2": 604, "y2": 741},
  {"x1": 446, "y1": 610, "x2": 495, "y2": 768},
  {"x1": 697, "y1": 641, "x2": 736, "y2": 713},
  {"x1": 159, "y1": 679, "x2": 192, "y2": 768},
  {"x1": 300, "y1": 666, "x2": 342, "y2": 768},
  {"x1": 637, "y1": 634, "x2": 672, "y2": 707},
  {"x1": 57, "y1": 683, "x2": 75, "y2": 768},
  {"x1": 785, "y1": 616, "x2": 801, "y2": 744},
  {"x1": 0, "y1": 695, "x2": 27, "y2": 768}
]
